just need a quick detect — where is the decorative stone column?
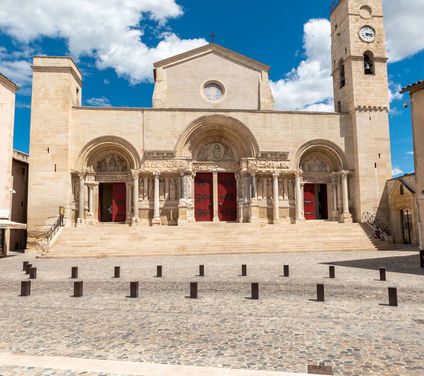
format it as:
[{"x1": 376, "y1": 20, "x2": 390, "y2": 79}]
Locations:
[
  {"x1": 236, "y1": 173, "x2": 244, "y2": 223},
  {"x1": 77, "y1": 172, "x2": 85, "y2": 227},
  {"x1": 212, "y1": 171, "x2": 219, "y2": 222},
  {"x1": 249, "y1": 172, "x2": 260, "y2": 223},
  {"x1": 272, "y1": 172, "x2": 280, "y2": 224},
  {"x1": 340, "y1": 171, "x2": 352, "y2": 223},
  {"x1": 295, "y1": 171, "x2": 304, "y2": 223},
  {"x1": 178, "y1": 172, "x2": 188, "y2": 226},
  {"x1": 152, "y1": 172, "x2": 161, "y2": 225},
  {"x1": 132, "y1": 170, "x2": 140, "y2": 226},
  {"x1": 332, "y1": 181, "x2": 339, "y2": 221}
]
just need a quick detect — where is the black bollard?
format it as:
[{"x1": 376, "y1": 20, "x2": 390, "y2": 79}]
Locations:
[
  {"x1": 283, "y1": 265, "x2": 289, "y2": 277},
  {"x1": 329, "y1": 266, "x2": 335, "y2": 279},
  {"x1": 388, "y1": 287, "x2": 398, "y2": 307},
  {"x1": 73, "y1": 281, "x2": 83, "y2": 297},
  {"x1": 20, "y1": 281, "x2": 31, "y2": 296},
  {"x1": 199, "y1": 265, "x2": 205, "y2": 277},
  {"x1": 241, "y1": 264, "x2": 247, "y2": 277},
  {"x1": 251, "y1": 283, "x2": 259, "y2": 300},
  {"x1": 25, "y1": 264, "x2": 32, "y2": 275},
  {"x1": 129, "y1": 282, "x2": 139, "y2": 298},
  {"x1": 22, "y1": 261, "x2": 29, "y2": 271},
  {"x1": 156, "y1": 265, "x2": 162, "y2": 278},
  {"x1": 29, "y1": 267, "x2": 37, "y2": 280},
  {"x1": 317, "y1": 284, "x2": 325, "y2": 302},
  {"x1": 71, "y1": 267, "x2": 78, "y2": 279},
  {"x1": 420, "y1": 250, "x2": 424, "y2": 268},
  {"x1": 190, "y1": 282, "x2": 198, "y2": 299},
  {"x1": 114, "y1": 266, "x2": 120, "y2": 279},
  {"x1": 379, "y1": 267, "x2": 386, "y2": 281}
]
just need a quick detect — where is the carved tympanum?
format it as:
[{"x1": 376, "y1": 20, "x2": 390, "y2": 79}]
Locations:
[
  {"x1": 197, "y1": 143, "x2": 234, "y2": 162},
  {"x1": 96, "y1": 153, "x2": 128, "y2": 172},
  {"x1": 302, "y1": 156, "x2": 330, "y2": 173}
]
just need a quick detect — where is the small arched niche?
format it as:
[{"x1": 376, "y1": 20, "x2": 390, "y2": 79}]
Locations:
[{"x1": 364, "y1": 51, "x2": 375, "y2": 75}]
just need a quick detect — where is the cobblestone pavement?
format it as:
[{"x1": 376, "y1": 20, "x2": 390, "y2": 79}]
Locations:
[{"x1": 0, "y1": 250, "x2": 423, "y2": 375}]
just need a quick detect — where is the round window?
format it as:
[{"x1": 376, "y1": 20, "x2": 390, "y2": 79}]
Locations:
[{"x1": 204, "y1": 82, "x2": 224, "y2": 101}]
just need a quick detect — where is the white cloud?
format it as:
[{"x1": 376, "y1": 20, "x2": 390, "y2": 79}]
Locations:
[
  {"x1": 406, "y1": 151, "x2": 414, "y2": 156},
  {"x1": 85, "y1": 97, "x2": 112, "y2": 107},
  {"x1": 392, "y1": 167, "x2": 404, "y2": 177},
  {"x1": 389, "y1": 82, "x2": 403, "y2": 103},
  {"x1": 271, "y1": 19, "x2": 333, "y2": 111},
  {"x1": 0, "y1": 58, "x2": 32, "y2": 87},
  {"x1": 383, "y1": 0, "x2": 424, "y2": 63},
  {"x1": 0, "y1": 0, "x2": 207, "y2": 84}
]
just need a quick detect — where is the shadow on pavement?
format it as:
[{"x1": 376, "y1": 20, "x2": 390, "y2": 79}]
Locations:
[{"x1": 322, "y1": 253, "x2": 424, "y2": 276}]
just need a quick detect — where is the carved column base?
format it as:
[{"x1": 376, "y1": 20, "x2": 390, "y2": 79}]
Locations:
[
  {"x1": 152, "y1": 217, "x2": 162, "y2": 226},
  {"x1": 178, "y1": 205, "x2": 188, "y2": 226},
  {"x1": 237, "y1": 203, "x2": 244, "y2": 223},
  {"x1": 76, "y1": 218, "x2": 85, "y2": 227},
  {"x1": 131, "y1": 217, "x2": 139, "y2": 227},
  {"x1": 295, "y1": 217, "x2": 305, "y2": 224},
  {"x1": 273, "y1": 218, "x2": 282, "y2": 225},
  {"x1": 331, "y1": 210, "x2": 339, "y2": 222},
  {"x1": 249, "y1": 203, "x2": 260, "y2": 224},
  {"x1": 340, "y1": 213, "x2": 353, "y2": 223}
]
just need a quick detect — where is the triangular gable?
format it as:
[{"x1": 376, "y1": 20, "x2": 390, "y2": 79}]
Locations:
[{"x1": 153, "y1": 43, "x2": 270, "y2": 73}]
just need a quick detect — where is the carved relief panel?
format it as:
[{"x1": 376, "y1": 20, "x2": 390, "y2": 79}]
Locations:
[{"x1": 197, "y1": 143, "x2": 235, "y2": 162}]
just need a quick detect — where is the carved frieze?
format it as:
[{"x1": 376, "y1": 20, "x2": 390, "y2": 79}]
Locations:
[
  {"x1": 193, "y1": 162, "x2": 239, "y2": 172},
  {"x1": 241, "y1": 159, "x2": 290, "y2": 174},
  {"x1": 142, "y1": 159, "x2": 192, "y2": 173},
  {"x1": 197, "y1": 143, "x2": 234, "y2": 162}
]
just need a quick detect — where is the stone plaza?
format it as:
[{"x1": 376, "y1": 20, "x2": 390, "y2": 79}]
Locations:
[{"x1": 0, "y1": 249, "x2": 423, "y2": 375}]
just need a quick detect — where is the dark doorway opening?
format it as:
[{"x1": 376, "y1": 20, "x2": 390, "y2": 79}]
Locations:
[
  {"x1": 99, "y1": 183, "x2": 126, "y2": 223},
  {"x1": 304, "y1": 184, "x2": 328, "y2": 220}
]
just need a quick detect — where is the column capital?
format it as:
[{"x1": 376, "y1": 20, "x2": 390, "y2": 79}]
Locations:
[
  {"x1": 294, "y1": 170, "x2": 303, "y2": 178},
  {"x1": 153, "y1": 171, "x2": 161, "y2": 177},
  {"x1": 131, "y1": 170, "x2": 140, "y2": 179},
  {"x1": 339, "y1": 170, "x2": 350, "y2": 178},
  {"x1": 272, "y1": 171, "x2": 280, "y2": 178}
]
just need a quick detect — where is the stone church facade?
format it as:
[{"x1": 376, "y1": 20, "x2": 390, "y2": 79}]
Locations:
[{"x1": 27, "y1": 0, "x2": 393, "y2": 241}]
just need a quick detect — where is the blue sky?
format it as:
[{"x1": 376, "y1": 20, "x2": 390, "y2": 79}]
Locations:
[{"x1": 0, "y1": 0, "x2": 423, "y2": 176}]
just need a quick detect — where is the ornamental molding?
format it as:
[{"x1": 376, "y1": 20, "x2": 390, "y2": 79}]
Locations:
[
  {"x1": 258, "y1": 151, "x2": 289, "y2": 161},
  {"x1": 144, "y1": 150, "x2": 176, "y2": 160},
  {"x1": 241, "y1": 159, "x2": 290, "y2": 174},
  {"x1": 193, "y1": 161, "x2": 239, "y2": 172}
]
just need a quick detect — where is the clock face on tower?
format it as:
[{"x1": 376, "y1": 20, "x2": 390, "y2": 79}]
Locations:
[{"x1": 359, "y1": 26, "x2": 376, "y2": 42}]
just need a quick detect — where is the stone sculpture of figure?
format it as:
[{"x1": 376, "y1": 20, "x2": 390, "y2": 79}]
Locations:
[
  {"x1": 303, "y1": 156, "x2": 330, "y2": 173},
  {"x1": 96, "y1": 153, "x2": 128, "y2": 172}
]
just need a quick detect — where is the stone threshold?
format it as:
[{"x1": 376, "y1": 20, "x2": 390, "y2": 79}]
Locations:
[{"x1": 0, "y1": 352, "x2": 309, "y2": 376}]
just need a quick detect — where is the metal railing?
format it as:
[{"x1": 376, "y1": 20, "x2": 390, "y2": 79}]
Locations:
[
  {"x1": 362, "y1": 212, "x2": 391, "y2": 240},
  {"x1": 45, "y1": 215, "x2": 64, "y2": 246}
]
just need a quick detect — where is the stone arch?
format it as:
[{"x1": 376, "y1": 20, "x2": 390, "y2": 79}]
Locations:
[
  {"x1": 296, "y1": 140, "x2": 348, "y2": 172},
  {"x1": 175, "y1": 115, "x2": 259, "y2": 161},
  {"x1": 76, "y1": 136, "x2": 141, "y2": 171}
]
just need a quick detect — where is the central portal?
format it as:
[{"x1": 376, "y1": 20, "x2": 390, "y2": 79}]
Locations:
[
  {"x1": 304, "y1": 184, "x2": 328, "y2": 220},
  {"x1": 194, "y1": 173, "x2": 237, "y2": 222},
  {"x1": 99, "y1": 183, "x2": 126, "y2": 223}
]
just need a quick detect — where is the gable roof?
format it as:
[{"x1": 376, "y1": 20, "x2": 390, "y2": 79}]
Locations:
[
  {"x1": 153, "y1": 43, "x2": 271, "y2": 72},
  {"x1": 0, "y1": 72, "x2": 19, "y2": 92}
]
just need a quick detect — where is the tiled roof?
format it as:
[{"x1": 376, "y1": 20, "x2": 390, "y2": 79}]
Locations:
[{"x1": 400, "y1": 80, "x2": 424, "y2": 94}]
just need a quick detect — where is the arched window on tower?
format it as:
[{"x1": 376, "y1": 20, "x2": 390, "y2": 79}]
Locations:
[
  {"x1": 364, "y1": 51, "x2": 375, "y2": 75},
  {"x1": 339, "y1": 60, "x2": 346, "y2": 88}
]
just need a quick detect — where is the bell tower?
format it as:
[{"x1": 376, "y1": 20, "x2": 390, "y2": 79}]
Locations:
[{"x1": 331, "y1": 0, "x2": 392, "y2": 222}]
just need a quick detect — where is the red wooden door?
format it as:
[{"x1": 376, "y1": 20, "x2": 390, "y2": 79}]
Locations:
[
  {"x1": 304, "y1": 184, "x2": 316, "y2": 220},
  {"x1": 195, "y1": 173, "x2": 213, "y2": 222},
  {"x1": 112, "y1": 183, "x2": 126, "y2": 222},
  {"x1": 218, "y1": 173, "x2": 237, "y2": 221}
]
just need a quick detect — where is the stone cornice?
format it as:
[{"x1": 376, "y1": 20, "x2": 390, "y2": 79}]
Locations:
[
  {"x1": 0, "y1": 73, "x2": 19, "y2": 93},
  {"x1": 32, "y1": 66, "x2": 82, "y2": 87}
]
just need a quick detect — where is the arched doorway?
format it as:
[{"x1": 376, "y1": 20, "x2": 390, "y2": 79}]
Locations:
[
  {"x1": 297, "y1": 141, "x2": 349, "y2": 222},
  {"x1": 175, "y1": 115, "x2": 259, "y2": 223},
  {"x1": 400, "y1": 208, "x2": 412, "y2": 244},
  {"x1": 75, "y1": 136, "x2": 141, "y2": 225}
]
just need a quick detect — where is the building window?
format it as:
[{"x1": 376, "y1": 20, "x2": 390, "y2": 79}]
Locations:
[
  {"x1": 339, "y1": 60, "x2": 346, "y2": 88},
  {"x1": 364, "y1": 52, "x2": 375, "y2": 75},
  {"x1": 400, "y1": 185, "x2": 405, "y2": 196},
  {"x1": 203, "y1": 82, "x2": 224, "y2": 102}
]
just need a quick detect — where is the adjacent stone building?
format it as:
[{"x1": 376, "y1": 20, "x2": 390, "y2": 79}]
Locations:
[
  {"x1": 401, "y1": 81, "x2": 424, "y2": 249},
  {"x1": 27, "y1": 0, "x2": 393, "y2": 245},
  {"x1": 0, "y1": 73, "x2": 26, "y2": 256}
]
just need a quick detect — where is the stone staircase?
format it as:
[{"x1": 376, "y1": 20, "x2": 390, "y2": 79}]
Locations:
[{"x1": 38, "y1": 221, "x2": 396, "y2": 259}]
